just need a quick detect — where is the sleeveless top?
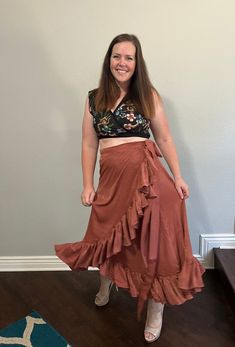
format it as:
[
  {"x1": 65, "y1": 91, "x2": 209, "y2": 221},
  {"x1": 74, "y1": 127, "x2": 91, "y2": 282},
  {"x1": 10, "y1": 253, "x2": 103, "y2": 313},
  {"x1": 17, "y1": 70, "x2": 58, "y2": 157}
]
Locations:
[{"x1": 88, "y1": 90, "x2": 151, "y2": 139}]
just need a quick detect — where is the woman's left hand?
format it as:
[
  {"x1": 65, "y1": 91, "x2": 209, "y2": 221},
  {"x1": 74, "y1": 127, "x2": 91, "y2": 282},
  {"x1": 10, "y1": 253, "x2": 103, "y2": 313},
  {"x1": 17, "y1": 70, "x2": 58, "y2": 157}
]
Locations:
[{"x1": 174, "y1": 176, "x2": 189, "y2": 199}]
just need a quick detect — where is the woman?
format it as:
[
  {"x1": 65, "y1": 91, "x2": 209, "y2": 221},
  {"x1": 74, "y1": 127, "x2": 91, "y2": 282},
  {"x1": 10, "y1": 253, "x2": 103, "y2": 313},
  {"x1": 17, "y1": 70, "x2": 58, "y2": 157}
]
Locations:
[{"x1": 55, "y1": 33, "x2": 205, "y2": 343}]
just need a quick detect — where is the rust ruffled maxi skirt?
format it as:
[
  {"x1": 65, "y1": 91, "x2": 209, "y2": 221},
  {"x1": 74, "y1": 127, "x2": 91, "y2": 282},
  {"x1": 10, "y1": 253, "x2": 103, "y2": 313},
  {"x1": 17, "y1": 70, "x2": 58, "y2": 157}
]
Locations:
[{"x1": 55, "y1": 140, "x2": 205, "y2": 319}]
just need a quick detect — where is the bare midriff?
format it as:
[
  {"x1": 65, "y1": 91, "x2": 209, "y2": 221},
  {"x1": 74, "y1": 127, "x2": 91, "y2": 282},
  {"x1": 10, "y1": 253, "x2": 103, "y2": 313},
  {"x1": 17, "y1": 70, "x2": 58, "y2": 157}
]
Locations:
[{"x1": 99, "y1": 137, "x2": 147, "y2": 151}]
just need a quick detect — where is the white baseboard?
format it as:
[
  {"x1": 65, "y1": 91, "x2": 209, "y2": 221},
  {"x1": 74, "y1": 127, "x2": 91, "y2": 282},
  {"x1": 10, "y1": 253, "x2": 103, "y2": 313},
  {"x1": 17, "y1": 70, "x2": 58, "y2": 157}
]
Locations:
[
  {"x1": 199, "y1": 233, "x2": 235, "y2": 268},
  {"x1": 0, "y1": 234, "x2": 234, "y2": 271},
  {"x1": 0, "y1": 256, "x2": 71, "y2": 272},
  {"x1": 0, "y1": 255, "x2": 99, "y2": 272}
]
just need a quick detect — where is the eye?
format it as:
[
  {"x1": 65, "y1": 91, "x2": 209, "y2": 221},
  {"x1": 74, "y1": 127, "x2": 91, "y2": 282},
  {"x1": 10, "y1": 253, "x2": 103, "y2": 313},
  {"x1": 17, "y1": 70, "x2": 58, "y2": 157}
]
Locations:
[
  {"x1": 112, "y1": 55, "x2": 119, "y2": 59},
  {"x1": 127, "y1": 56, "x2": 134, "y2": 61}
]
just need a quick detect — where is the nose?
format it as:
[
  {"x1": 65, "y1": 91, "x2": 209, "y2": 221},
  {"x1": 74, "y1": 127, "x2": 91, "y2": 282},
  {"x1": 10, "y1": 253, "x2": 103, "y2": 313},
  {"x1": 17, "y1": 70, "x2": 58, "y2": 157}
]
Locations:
[{"x1": 118, "y1": 56, "x2": 126, "y2": 66}]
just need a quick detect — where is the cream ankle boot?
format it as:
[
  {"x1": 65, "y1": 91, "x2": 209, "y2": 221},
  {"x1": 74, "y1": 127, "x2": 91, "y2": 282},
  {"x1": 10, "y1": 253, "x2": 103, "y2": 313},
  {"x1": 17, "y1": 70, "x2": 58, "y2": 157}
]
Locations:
[
  {"x1": 95, "y1": 275, "x2": 119, "y2": 306},
  {"x1": 144, "y1": 299, "x2": 164, "y2": 343}
]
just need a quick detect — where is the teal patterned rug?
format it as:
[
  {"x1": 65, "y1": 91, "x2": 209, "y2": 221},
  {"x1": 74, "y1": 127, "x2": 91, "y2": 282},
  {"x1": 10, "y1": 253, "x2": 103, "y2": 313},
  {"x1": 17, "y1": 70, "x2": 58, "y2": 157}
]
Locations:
[{"x1": 0, "y1": 311, "x2": 72, "y2": 346}]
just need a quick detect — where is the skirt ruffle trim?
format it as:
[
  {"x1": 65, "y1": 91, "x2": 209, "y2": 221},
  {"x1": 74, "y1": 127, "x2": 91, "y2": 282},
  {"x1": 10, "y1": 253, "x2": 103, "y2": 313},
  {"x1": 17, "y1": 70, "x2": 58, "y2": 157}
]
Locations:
[
  {"x1": 55, "y1": 142, "x2": 159, "y2": 270},
  {"x1": 55, "y1": 141, "x2": 205, "y2": 315},
  {"x1": 100, "y1": 256, "x2": 205, "y2": 305}
]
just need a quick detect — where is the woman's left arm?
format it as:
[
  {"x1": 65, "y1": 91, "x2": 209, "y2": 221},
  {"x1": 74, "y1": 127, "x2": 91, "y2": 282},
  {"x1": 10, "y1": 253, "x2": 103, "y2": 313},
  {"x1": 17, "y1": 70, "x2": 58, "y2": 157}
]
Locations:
[{"x1": 150, "y1": 91, "x2": 189, "y2": 199}]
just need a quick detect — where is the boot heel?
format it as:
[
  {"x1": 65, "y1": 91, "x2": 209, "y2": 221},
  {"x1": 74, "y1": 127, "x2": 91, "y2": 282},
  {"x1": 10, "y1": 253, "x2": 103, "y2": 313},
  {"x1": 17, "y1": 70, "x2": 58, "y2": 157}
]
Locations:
[
  {"x1": 144, "y1": 300, "x2": 164, "y2": 343},
  {"x1": 95, "y1": 282, "x2": 113, "y2": 307}
]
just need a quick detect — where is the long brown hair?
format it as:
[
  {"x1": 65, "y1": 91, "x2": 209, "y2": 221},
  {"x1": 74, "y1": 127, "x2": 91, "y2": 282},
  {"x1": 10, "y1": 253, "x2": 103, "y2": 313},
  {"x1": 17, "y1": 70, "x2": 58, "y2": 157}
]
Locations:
[{"x1": 95, "y1": 33, "x2": 157, "y2": 119}]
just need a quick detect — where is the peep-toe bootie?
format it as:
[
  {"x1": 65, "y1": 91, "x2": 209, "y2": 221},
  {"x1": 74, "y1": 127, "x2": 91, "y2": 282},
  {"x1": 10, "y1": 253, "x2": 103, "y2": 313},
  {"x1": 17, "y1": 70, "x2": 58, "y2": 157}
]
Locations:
[
  {"x1": 95, "y1": 281, "x2": 114, "y2": 306},
  {"x1": 144, "y1": 299, "x2": 164, "y2": 343}
]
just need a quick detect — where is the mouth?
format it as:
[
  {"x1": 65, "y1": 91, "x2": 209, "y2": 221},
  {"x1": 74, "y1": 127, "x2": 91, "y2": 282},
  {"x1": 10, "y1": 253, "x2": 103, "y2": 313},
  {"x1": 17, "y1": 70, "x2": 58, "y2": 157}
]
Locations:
[{"x1": 116, "y1": 69, "x2": 128, "y2": 75}]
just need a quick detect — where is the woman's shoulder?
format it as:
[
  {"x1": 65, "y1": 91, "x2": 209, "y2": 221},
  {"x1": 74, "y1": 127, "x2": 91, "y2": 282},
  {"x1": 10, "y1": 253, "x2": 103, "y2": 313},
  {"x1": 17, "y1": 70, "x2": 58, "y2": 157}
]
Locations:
[
  {"x1": 151, "y1": 87, "x2": 164, "y2": 109},
  {"x1": 88, "y1": 88, "x2": 98, "y2": 98},
  {"x1": 88, "y1": 88, "x2": 98, "y2": 115},
  {"x1": 151, "y1": 87, "x2": 160, "y2": 98}
]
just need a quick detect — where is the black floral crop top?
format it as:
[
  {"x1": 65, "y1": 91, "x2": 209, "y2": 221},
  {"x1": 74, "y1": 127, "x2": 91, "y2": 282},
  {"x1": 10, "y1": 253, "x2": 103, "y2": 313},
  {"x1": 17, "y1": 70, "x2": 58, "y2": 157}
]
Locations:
[{"x1": 88, "y1": 90, "x2": 151, "y2": 139}]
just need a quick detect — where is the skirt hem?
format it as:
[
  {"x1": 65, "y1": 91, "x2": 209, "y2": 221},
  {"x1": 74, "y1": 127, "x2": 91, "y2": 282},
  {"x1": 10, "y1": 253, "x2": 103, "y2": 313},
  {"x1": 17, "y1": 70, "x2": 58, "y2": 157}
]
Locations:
[{"x1": 55, "y1": 140, "x2": 205, "y2": 319}]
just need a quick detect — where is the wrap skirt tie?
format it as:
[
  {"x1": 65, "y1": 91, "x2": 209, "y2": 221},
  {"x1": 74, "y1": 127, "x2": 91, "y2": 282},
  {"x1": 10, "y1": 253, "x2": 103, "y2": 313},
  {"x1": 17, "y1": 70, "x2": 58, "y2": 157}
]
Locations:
[{"x1": 55, "y1": 139, "x2": 205, "y2": 319}]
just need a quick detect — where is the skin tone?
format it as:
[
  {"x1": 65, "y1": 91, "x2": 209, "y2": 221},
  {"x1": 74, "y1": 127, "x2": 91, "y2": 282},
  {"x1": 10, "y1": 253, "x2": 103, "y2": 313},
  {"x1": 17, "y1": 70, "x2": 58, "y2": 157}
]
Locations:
[
  {"x1": 81, "y1": 40, "x2": 189, "y2": 206},
  {"x1": 81, "y1": 40, "x2": 190, "y2": 341},
  {"x1": 109, "y1": 41, "x2": 136, "y2": 95}
]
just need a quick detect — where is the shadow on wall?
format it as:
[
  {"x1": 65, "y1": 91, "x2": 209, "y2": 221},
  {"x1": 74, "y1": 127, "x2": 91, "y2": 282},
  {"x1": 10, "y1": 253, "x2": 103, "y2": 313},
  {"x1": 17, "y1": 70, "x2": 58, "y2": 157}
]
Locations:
[
  {"x1": 0, "y1": 2, "x2": 216, "y2": 257},
  {"x1": 0, "y1": 4, "x2": 90, "y2": 256},
  {"x1": 160, "y1": 98, "x2": 212, "y2": 253}
]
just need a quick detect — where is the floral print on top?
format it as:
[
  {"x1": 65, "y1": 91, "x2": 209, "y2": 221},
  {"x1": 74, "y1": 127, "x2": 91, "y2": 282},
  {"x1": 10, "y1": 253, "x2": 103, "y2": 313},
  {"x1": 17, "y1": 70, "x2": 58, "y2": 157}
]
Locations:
[{"x1": 88, "y1": 90, "x2": 151, "y2": 139}]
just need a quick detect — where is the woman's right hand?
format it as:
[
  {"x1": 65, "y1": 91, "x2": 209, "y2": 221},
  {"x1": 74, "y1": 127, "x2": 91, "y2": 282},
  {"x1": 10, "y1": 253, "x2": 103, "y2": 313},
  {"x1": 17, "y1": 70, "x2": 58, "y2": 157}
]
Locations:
[{"x1": 81, "y1": 187, "x2": 96, "y2": 207}]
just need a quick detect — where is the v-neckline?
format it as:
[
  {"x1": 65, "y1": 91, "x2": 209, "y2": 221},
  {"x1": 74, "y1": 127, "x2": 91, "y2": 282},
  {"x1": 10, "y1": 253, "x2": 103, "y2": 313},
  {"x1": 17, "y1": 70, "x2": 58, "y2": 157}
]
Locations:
[{"x1": 110, "y1": 96, "x2": 126, "y2": 114}]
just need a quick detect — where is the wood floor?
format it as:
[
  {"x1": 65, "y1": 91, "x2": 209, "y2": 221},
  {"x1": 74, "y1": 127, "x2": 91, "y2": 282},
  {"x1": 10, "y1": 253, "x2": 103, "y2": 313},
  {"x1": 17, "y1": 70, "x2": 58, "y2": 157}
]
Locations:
[{"x1": 0, "y1": 270, "x2": 234, "y2": 347}]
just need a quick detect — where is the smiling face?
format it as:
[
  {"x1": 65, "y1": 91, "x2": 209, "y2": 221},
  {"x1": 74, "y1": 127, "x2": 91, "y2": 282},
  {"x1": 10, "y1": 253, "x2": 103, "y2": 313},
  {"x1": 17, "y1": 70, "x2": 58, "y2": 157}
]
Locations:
[{"x1": 110, "y1": 41, "x2": 136, "y2": 91}]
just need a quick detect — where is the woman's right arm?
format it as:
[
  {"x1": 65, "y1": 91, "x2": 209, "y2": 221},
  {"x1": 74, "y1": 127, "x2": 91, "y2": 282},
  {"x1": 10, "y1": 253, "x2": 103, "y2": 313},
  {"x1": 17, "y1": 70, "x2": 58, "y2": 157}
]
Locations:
[{"x1": 81, "y1": 96, "x2": 99, "y2": 206}]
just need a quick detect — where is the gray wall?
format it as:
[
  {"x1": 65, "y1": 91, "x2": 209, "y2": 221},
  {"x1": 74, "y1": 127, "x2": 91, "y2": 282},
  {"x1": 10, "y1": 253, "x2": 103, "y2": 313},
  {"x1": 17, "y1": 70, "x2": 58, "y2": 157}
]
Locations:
[{"x1": 0, "y1": 0, "x2": 234, "y2": 256}]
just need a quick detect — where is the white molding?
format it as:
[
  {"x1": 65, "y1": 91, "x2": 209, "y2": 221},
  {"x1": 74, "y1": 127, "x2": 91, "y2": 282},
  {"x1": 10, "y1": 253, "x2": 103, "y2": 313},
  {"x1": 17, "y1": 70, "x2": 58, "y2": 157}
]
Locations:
[
  {"x1": 0, "y1": 256, "x2": 71, "y2": 272},
  {"x1": 0, "y1": 256, "x2": 100, "y2": 272},
  {"x1": 199, "y1": 233, "x2": 235, "y2": 268},
  {"x1": 0, "y1": 234, "x2": 234, "y2": 271}
]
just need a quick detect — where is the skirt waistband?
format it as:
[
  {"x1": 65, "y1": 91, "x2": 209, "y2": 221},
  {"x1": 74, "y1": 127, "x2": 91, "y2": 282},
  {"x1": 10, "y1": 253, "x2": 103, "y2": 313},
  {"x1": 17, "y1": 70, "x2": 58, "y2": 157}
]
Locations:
[{"x1": 100, "y1": 139, "x2": 162, "y2": 158}]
